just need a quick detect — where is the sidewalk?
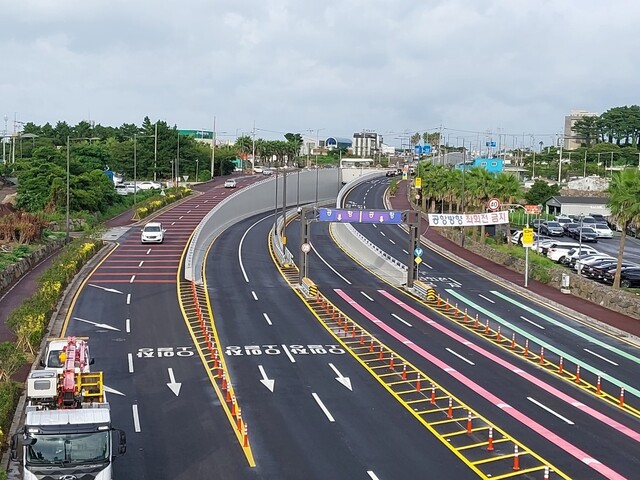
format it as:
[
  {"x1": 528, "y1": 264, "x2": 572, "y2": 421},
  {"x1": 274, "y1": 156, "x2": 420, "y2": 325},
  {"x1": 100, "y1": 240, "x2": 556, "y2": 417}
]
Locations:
[{"x1": 388, "y1": 180, "x2": 640, "y2": 339}]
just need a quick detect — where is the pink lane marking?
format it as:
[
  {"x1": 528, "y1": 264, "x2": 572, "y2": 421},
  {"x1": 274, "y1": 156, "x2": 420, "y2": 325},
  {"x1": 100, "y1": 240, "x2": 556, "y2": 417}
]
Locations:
[
  {"x1": 334, "y1": 289, "x2": 626, "y2": 480},
  {"x1": 377, "y1": 290, "x2": 640, "y2": 444}
]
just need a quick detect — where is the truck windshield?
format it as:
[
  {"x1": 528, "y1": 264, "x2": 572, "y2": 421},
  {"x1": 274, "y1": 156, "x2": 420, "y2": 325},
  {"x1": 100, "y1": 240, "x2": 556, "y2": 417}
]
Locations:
[{"x1": 26, "y1": 432, "x2": 109, "y2": 466}]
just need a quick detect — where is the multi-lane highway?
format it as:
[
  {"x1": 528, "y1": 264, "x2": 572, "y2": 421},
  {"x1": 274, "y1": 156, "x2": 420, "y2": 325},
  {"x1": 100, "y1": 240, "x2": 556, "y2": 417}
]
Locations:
[{"x1": 47, "y1": 174, "x2": 640, "y2": 479}]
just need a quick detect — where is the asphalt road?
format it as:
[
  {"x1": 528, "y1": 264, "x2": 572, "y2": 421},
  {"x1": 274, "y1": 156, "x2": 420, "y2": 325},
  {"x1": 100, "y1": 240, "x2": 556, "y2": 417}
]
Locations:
[
  {"x1": 280, "y1": 177, "x2": 640, "y2": 479},
  {"x1": 21, "y1": 173, "x2": 640, "y2": 479}
]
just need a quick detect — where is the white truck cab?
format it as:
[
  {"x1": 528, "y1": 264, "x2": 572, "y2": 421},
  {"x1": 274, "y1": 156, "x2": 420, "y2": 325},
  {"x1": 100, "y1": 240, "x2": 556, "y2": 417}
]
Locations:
[{"x1": 40, "y1": 337, "x2": 93, "y2": 375}]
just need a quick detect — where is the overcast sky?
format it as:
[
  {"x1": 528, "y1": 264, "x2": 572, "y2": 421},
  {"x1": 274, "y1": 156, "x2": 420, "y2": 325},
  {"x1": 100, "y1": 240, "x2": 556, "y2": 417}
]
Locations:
[{"x1": 3, "y1": 0, "x2": 639, "y2": 148}]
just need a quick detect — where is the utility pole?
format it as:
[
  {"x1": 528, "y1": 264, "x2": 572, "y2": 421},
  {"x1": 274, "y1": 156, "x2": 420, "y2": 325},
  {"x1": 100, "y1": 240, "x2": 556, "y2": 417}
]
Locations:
[
  {"x1": 211, "y1": 116, "x2": 216, "y2": 178},
  {"x1": 252, "y1": 121, "x2": 256, "y2": 174},
  {"x1": 153, "y1": 122, "x2": 158, "y2": 182}
]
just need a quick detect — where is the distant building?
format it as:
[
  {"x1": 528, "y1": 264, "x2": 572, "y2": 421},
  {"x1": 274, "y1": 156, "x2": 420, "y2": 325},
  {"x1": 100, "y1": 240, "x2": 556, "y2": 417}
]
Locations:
[
  {"x1": 325, "y1": 137, "x2": 352, "y2": 151},
  {"x1": 546, "y1": 196, "x2": 610, "y2": 217},
  {"x1": 454, "y1": 157, "x2": 504, "y2": 174},
  {"x1": 564, "y1": 110, "x2": 598, "y2": 150},
  {"x1": 353, "y1": 131, "x2": 383, "y2": 157},
  {"x1": 565, "y1": 176, "x2": 609, "y2": 191}
]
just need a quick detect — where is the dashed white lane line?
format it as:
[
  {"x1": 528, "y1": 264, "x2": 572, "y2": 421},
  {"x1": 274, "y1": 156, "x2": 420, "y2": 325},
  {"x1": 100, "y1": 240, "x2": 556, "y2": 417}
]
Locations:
[
  {"x1": 360, "y1": 292, "x2": 374, "y2": 302},
  {"x1": 584, "y1": 348, "x2": 619, "y2": 366},
  {"x1": 281, "y1": 344, "x2": 296, "y2": 363},
  {"x1": 126, "y1": 294, "x2": 131, "y2": 305},
  {"x1": 263, "y1": 313, "x2": 272, "y2": 325},
  {"x1": 132, "y1": 404, "x2": 141, "y2": 432},
  {"x1": 252, "y1": 291, "x2": 258, "y2": 301},
  {"x1": 367, "y1": 472, "x2": 380, "y2": 480},
  {"x1": 146, "y1": 248, "x2": 151, "y2": 255},
  {"x1": 312, "y1": 393, "x2": 335, "y2": 422},
  {"x1": 528, "y1": 397, "x2": 574, "y2": 425},
  {"x1": 446, "y1": 348, "x2": 475, "y2": 365},
  {"x1": 138, "y1": 261, "x2": 144, "y2": 267},
  {"x1": 520, "y1": 316, "x2": 545, "y2": 329},
  {"x1": 128, "y1": 353, "x2": 134, "y2": 373},
  {"x1": 129, "y1": 275, "x2": 136, "y2": 284},
  {"x1": 478, "y1": 294, "x2": 495, "y2": 303},
  {"x1": 391, "y1": 313, "x2": 412, "y2": 327},
  {"x1": 126, "y1": 318, "x2": 130, "y2": 333}
]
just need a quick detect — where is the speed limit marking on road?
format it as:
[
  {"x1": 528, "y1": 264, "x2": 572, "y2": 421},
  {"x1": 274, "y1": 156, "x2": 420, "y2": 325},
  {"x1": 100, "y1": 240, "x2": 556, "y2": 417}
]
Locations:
[
  {"x1": 301, "y1": 242, "x2": 311, "y2": 253},
  {"x1": 488, "y1": 198, "x2": 501, "y2": 211}
]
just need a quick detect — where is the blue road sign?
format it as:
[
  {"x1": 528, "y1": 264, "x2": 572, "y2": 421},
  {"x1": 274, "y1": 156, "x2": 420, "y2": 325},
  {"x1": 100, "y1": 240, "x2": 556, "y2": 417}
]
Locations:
[
  {"x1": 414, "y1": 247, "x2": 424, "y2": 257},
  {"x1": 485, "y1": 141, "x2": 497, "y2": 147},
  {"x1": 318, "y1": 208, "x2": 403, "y2": 224},
  {"x1": 422, "y1": 144, "x2": 432, "y2": 154}
]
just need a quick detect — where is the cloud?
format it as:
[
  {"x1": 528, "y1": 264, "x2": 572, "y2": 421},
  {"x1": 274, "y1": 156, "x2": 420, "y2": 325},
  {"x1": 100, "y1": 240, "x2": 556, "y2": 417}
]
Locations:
[{"x1": 3, "y1": 0, "x2": 640, "y2": 147}]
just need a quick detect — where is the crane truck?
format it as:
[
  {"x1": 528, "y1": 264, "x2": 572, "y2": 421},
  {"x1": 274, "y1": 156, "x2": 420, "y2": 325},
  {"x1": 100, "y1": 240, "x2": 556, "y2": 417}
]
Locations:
[{"x1": 10, "y1": 337, "x2": 126, "y2": 480}]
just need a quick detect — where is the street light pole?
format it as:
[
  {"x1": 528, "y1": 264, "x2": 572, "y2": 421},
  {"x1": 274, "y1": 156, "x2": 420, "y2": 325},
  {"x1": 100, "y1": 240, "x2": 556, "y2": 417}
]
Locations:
[
  {"x1": 134, "y1": 134, "x2": 137, "y2": 207},
  {"x1": 153, "y1": 121, "x2": 158, "y2": 182},
  {"x1": 66, "y1": 136, "x2": 70, "y2": 242},
  {"x1": 211, "y1": 116, "x2": 216, "y2": 178}
]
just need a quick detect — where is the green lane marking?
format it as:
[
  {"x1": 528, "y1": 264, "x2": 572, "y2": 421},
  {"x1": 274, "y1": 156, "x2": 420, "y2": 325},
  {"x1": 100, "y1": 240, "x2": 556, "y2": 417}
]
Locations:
[
  {"x1": 491, "y1": 290, "x2": 640, "y2": 366},
  {"x1": 445, "y1": 288, "x2": 640, "y2": 399}
]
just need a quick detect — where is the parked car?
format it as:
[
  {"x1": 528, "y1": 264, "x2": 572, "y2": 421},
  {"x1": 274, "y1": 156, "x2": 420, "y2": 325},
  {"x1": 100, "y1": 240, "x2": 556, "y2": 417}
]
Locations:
[
  {"x1": 571, "y1": 227, "x2": 598, "y2": 242},
  {"x1": 224, "y1": 179, "x2": 237, "y2": 188},
  {"x1": 546, "y1": 243, "x2": 582, "y2": 263},
  {"x1": 625, "y1": 224, "x2": 639, "y2": 238},
  {"x1": 541, "y1": 221, "x2": 564, "y2": 237},
  {"x1": 587, "y1": 261, "x2": 638, "y2": 281},
  {"x1": 138, "y1": 181, "x2": 161, "y2": 190},
  {"x1": 574, "y1": 255, "x2": 616, "y2": 272},
  {"x1": 555, "y1": 217, "x2": 572, "y2": 228},
  {"x1": 563, "y1": 222, "x2": 580, "y2": 236},
  {"x1": 559, "y1": 246, "x2": 600, "y2": 265},
  {"x1": 253, "y1": 166, "x2": 264, "y2": 174},
  {"x1": 579, "y1": 216, "x2": 597, "y2": 226},
  {"x1": 593, "y1": 223, "x2": 613, "y2": 239},
  {"x1": 123, "y1": 182, "x2": 141, "y2": 194},
  {"x1": 115, "y1": 184, "x2": 129, "y2": 196},
  {"x1": 589, "y1": 213, "x2": 607, "y2": 224},
  {"x1": 602, "y1": 267, "x2": 640, "y2": 288},
  {"x1": 263, "y1": 169, "x2": 274, "y2": 176},
  {"x1": 140, "y1": 222, "x2": 165, "y2": 244},
  {"x1": 532, "y1": 219, "x2": 545, "y2": 230}
]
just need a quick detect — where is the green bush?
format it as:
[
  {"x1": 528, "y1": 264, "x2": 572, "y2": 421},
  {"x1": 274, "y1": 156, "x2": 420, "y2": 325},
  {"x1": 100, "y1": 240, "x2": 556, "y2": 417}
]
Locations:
[
  {"x1": 0, "y1": 381, "x2": 21, "y2": 446},
  {"x1": 6, "y1": 238, "x2": 102, "y2": 356}
]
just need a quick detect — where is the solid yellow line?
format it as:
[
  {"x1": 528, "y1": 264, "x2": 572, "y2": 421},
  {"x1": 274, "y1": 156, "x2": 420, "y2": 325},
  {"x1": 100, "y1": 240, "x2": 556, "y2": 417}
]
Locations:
[{"x1": 176, "y1": 229, "x2": 256, "y2": 467}]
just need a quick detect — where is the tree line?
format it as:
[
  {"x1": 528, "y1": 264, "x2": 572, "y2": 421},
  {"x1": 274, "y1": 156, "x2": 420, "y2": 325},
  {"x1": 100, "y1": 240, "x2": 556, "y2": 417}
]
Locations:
[{"x1": 1, "y1": 117, "x2": 307, "y2": 218}]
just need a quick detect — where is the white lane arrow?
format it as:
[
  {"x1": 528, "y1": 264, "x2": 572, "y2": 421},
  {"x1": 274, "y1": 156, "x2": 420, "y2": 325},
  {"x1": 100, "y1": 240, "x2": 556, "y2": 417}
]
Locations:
[
  {"x1": 166, "y1": 368, "x2": 182, "y2": 396},
  {"x1": 103, "y1": 385, "x2": 125, "y2": 396},
  {"x1": 329, "y1": 363, "x2": 352, "y2": 391},
  {"x1": 258, "y1": 365, "x2": 275, "y2": 392},
  {"x1": 88, "y1": 284, "x2": 123, "y2": 294},
  {"x1": 73, "y1": 317, "x2": 121, "y2": 331}
]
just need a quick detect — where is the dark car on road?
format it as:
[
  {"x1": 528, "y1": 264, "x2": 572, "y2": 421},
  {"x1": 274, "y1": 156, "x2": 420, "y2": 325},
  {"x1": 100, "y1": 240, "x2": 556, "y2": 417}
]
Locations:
[
  {"x1": 541, "y1": 221, "x2": 564, "y2": 236},
  {"x1": 572, "y1": 227, "x2": 598, "y2": 243},
  {"x1": 603, "y1": 267, "x2": 640, "y2": 288}
]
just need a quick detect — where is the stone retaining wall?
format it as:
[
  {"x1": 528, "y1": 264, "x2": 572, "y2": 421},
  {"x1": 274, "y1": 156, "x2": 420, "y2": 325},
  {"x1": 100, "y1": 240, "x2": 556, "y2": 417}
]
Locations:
[
  {"x1": 0, "y1": 239, "x2": 67, "y2": 295},
  {"x1": 435, "y1": 228, "x2": 640, "y2": 319}
]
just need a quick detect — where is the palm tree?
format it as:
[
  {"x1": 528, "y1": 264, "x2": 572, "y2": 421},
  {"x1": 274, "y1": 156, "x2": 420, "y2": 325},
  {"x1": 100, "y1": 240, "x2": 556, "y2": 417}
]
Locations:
[
  {"x1": 466, "y1": 167, "x2": 495, "y2": 240},
  {"x1": 493, "y1": 172, "x2": 523, "y2": 244},
  {"x1": 606, "y1": 168, "x2": 640, "y2": 288}
]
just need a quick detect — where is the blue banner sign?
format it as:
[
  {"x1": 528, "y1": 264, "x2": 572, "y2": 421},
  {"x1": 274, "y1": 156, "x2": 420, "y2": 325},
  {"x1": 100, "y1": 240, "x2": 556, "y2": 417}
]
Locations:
[{"x1": 319, "y1": 208, "x2": 403, "y2": 224}]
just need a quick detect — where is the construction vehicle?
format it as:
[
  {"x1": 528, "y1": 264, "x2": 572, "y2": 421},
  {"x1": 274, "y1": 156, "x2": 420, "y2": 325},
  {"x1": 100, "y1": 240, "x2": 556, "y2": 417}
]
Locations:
[
  {"x1": 11, "y1": 337, "x2": 126, "y2": 479},
  {"x1": 39, "y1": 336, "x2": 93, "y2": 374}
]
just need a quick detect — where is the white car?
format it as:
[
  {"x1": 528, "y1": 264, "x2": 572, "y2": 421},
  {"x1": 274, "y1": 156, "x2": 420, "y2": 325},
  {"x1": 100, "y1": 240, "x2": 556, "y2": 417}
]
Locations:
[
  {"x1": 224, "y1": 179, "x2": 237, "y2": 188},
  {"x1": 593, "y1": 223, "x2": 613, "y2": 238},
  {"x1": 557, "y1": 246, "x2": 600, "y2": 264},
  {"x1": 115, "y1": 184, "x2": 129, "y2": 196},
  {"x1": 140, "y1": 222, "x2": 165, "y2": 244},
  {"x1": 574, "y1": 254, "x2": 615, "y2": 272},
  {"x1": 253, "y1": 166, "x2": 264, "y2": 174},
  {"x1": 138, "y1": 181, "x2": 161, "y2": 190},
  {"x1": 545, "y1": 243, "x2": 582, "y2": 262}
]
